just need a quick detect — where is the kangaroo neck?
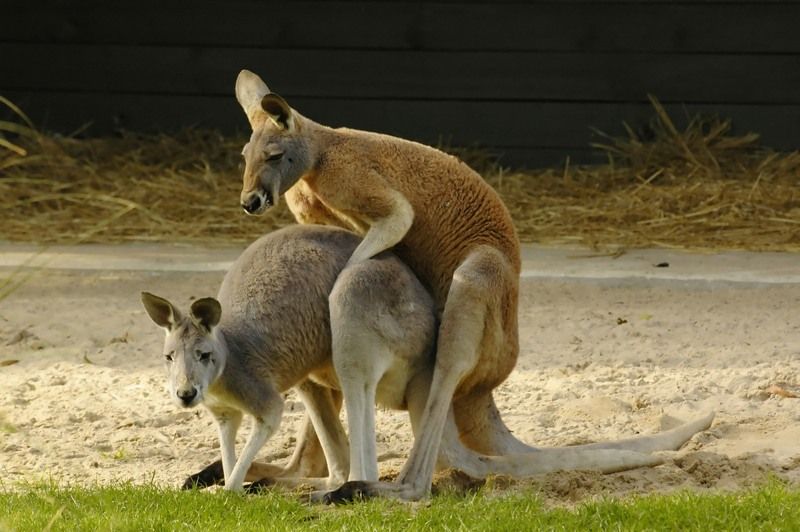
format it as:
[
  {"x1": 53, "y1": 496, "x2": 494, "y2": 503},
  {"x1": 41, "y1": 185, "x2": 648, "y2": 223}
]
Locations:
[{"x1": 210, "y1": 327, "x2": 230, "y2": 384}]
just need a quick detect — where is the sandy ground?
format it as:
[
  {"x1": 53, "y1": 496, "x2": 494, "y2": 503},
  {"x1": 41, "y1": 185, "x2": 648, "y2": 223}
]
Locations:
[{"x1": 0, "y1": 243, "x2": 798, "y2": 504}]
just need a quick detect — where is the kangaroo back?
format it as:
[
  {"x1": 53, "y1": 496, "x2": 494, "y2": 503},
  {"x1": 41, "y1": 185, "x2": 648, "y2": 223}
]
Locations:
[{"x1": 215, "y1": 225, "x2": 363, "y2": 391}]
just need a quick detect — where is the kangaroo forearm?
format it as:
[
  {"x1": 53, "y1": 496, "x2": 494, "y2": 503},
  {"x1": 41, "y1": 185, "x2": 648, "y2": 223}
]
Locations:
[{"x1": 346, "y1": 193, "x2": 414, "y2": 266}]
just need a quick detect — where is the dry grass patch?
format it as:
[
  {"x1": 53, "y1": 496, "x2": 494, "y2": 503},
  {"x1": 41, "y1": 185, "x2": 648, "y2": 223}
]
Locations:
[{"x1": 2, "y1": 96, "x2": 798, "y2": 251}]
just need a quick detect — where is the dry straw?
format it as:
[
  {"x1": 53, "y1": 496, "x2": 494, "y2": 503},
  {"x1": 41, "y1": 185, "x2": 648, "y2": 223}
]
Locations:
[{"x1": 1, "y1": 95, "x2": 798, "y2": 252}]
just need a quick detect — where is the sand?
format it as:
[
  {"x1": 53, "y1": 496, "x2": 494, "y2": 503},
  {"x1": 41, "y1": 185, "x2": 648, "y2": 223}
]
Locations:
[{"x1": 0, "y1": 244, "x2": 798, "y2": 504}]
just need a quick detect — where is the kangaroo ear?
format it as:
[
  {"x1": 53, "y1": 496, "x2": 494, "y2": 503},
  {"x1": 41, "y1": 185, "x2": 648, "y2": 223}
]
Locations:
[
  {"x1": 141, "y1": 292, "x2": 182, "y2": 330},
  {"x1": 190, "y1": 297, "x2": 222, "y2": 332},
  {"x1": 235, "y1": 69, "x2": 271, "y2": 127},
  {"x1": 261, "y1": 93, "x2": 292, "y2": 130}
]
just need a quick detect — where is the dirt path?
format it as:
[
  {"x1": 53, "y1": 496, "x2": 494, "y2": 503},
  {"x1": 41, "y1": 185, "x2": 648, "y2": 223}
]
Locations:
[{"x1": 1, "y1": 244, "x2": 798, "y2": 503}]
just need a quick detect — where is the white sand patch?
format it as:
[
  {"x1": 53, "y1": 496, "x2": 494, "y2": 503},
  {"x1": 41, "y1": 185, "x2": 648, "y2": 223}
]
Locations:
[{"x1": 1, "y1": 247, "x2": 798, "y2": 503}]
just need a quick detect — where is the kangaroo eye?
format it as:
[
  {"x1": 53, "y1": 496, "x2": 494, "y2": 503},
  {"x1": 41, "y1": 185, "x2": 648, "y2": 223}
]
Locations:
[
  {"x1": 164, "y1": 351, "x2": 174, "y2": 362},
  {"x1": 265, "y1": 152, "x2": 283, "y2": 162},
  {"x1": 197, "y1": 351, "x2": 212, "y2": 362}
]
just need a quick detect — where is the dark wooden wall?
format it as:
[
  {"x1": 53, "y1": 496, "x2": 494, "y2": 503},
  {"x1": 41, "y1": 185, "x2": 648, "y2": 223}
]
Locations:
[{"x1": 3, "y1": 1, "x2": 800, "y2": 168}]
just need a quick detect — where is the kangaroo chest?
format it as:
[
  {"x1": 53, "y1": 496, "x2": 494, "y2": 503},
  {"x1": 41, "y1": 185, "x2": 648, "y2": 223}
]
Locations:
[{"x1": 285, "y1": 180, "x2": 367, "y2": 233}]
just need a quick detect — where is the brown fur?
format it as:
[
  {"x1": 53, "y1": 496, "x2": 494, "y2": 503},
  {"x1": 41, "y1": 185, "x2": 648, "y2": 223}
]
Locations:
[
  {"x1": 238, "y1": 81, "x2": 519, "y2": 401},
  {"x1": 233, "y1": 71, "x2": 714, "y2": 500}
]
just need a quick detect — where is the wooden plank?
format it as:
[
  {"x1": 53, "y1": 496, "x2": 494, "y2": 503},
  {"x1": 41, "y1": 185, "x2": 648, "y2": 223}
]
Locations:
[
  {"x1": 493, "y1": 147, "x2": 599, "y2": 170},
  {"x1": 5, "y1": 91, "x2": 798, "y2": 157},
  {"x1": 5, "y1": 44, "x2": 800, "y2": 105},
  {"x1": 2, "y1": 1, "x2": 799, "y2": 53}
]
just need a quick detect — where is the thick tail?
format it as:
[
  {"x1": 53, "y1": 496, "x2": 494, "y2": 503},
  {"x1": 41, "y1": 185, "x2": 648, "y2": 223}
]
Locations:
[
  {"x1": 439, "y1": 411, "x2": 662, "y2": 478},
  {"x1": 441, "y1": 407, "x2": 714, "y2": 478},
  {"x1": 455, "y1": 392, "x2": 713, "y2": 456},
  {"x1": 567, "y1": 411, "x2": 715, "y2": 454}
]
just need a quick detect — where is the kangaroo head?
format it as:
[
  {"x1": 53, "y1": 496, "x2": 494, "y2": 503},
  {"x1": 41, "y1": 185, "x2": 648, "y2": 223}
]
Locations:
[
  {"x1": 141, "y1": 292, "x2": 225, "y2": 409},
  {"x1": 235, "y1": 70, "x2": 312, "y2": 216}
]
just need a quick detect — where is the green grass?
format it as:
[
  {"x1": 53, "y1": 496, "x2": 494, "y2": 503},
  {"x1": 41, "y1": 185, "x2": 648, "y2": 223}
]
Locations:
[{"x1": 1, "y1": 481, "x2": 799, "y2": 531}]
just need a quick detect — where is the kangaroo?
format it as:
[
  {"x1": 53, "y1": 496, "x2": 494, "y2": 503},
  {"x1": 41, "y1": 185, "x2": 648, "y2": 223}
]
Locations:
[
  {"x1": 147, "y1": 225, "x2": 713, "y2": 498},
  {"x1": 142, "y1": 224, "x2": 437, "y2": 492},
  {"x1": 227, "y1": 70, "x2": 714, "y2": 501}
]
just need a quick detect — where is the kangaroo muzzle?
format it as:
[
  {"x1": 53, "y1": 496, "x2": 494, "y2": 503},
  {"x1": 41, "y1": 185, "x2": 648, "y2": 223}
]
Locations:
[
  {"x1": 241, "y1": 188, "x2": 273, "y2": 215},
  {"x1": 176, "y1": 386, "x2": 199, "y2": 407}
]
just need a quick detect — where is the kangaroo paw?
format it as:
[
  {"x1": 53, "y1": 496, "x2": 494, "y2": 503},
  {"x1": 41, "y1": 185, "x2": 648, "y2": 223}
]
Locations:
[{"x1": 182, "y1": 460, "x2": 225, "y2": 490}]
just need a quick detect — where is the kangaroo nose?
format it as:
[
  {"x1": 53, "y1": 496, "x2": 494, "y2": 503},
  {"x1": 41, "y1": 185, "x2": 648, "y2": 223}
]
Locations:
[
  {"x1": 241, "y1": 193, "x2": 262, "y2": 214},
  {"x1": 177, "y1": 387, "x2": 198, "y2": 406}
]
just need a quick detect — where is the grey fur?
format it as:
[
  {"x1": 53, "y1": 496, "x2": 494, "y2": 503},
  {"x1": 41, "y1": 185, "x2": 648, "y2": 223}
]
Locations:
[{"x1": 142, "y1": 225, "x2": 436, "y2": 491}]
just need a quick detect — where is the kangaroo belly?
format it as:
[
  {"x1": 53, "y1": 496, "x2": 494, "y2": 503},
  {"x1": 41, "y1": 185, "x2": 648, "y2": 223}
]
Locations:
[
  {"x1": 375, "y1": 359, "x2": 424, "y2": 410},
  {"x1": 308, "y1": 365, "x2": 340, "y2": 390}
]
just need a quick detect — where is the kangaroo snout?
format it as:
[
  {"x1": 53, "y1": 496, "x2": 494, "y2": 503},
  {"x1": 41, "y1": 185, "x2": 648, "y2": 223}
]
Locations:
[
  {"x1": 176, "y1": 387, "x2": 198, "y2": 407},
  {"x1": 241, "y1": 189, "x2": 272, "y2": 215}
]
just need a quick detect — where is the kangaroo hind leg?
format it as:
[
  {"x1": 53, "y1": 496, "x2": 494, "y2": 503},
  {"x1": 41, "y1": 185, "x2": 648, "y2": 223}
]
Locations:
[
  {"x1": 326, "y1": 246, "x2": 511, "y2": 502},
  {"x1": 329, "y1": 254, "x2": 436, "y2": 485}
]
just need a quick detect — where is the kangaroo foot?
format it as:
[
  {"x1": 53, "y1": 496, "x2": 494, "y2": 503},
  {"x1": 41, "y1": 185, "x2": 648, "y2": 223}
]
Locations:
[
  {"x1": 244, "y1": 477, "x2": 277, "y2": 494},
  {"x1": 323, "y1": 481, "x2": 375, "y2": 504}
]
